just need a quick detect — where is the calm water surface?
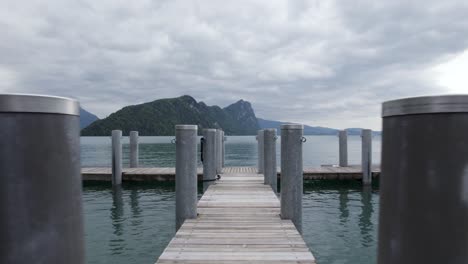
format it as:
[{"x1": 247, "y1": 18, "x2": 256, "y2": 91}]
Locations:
[
  {"x1": 82, "y1": 136, "x2": 381, "y2": 264},
  {"x1": 81, "y1": 135, "x2": 381, "y2": 167}
]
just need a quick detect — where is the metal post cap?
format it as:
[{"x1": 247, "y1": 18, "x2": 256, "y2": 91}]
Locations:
[
  {"x1": 176, "y1": 125, "x2": 198, "y2": 130},
  {"x1": 0, "y1": 93, "x2": 79, "y2": 116},
  {"x1": 281, "y1": 124, "x2": 304, "y2": 130},
  {"x1": 203, "y1": 128, "x2": 217, "y2": 132},
  {"x1": 382, "y1": 95, "x2": 468, "y2": 117}
]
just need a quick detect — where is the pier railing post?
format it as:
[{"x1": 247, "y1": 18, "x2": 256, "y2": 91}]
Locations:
[
  {"x1": 175, "y1": 125, "x2": 198, "y2": 231},
  {"x1": 112, "y1": 130, "x2": 122, "y2": 185},
  {"x1": 0, "y1": 94, "x2": 84, "y2": 263},
  {"x1": 257, "y1": 130, "x2": 264, "y2": 174},
  {"x1": 378, "y1": 95, "x2": 468, "y2": 264},
  {"x1": 129, "y1": 131, "x2": 139, "y2": 168},
  {"x1": 263, "y1": 128, "x2": 277, "y2": 192},
  {"x1": 280, "y1": 124, "x2": 304, "y2": 234},
  {"x1": 339, "y1": 130, "x2": 348, "y2": 167},
  {"x1": 361, "y1": 129, "x2": 372, "y2": 185},
  {"x1": 202, "y1": 129, "x2": 217, "y2": 192}
]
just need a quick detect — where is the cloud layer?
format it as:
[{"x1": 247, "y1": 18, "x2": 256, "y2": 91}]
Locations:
[{"x1": 1, "y1": 0, "x2": 468, "y2": 129}]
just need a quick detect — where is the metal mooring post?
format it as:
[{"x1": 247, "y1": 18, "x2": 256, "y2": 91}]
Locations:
[
  {"x1": 263, "y1": 128, "x2": 277, "y2": 192},
  {"x1": 112, "y1": 130, "x2": 122, "y2": 185},
  {"x1": 202, "y1": 129, "x2": 217, "y2": 192},
  {"x1": 0, "y1": 94, "x2": 85, "y2": 264},
  {"x1": 175, "y1": 125, "x2": 198, "y2": 231},
  {"x1": 129, "y1": 131, "x2": 139, "y2": 168},
  {"x1": 280, "y1": 124, "x2": 304, "y2": 234},
  {"x1": 338, "y1": 130, "x2": 348, "y2": 167},
  {"x1": 378, "y1": 95, "x2": 468, "y2": 264},
  {"x1": 257, "y1": 130, "x2": 264, "y2": 174},
  {"x1": 361, "y1": 129, "x2": 372, "y2": 185}
]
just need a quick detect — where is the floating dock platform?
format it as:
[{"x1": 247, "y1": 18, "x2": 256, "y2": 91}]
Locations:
[{"x1": 82, "y1": 166, "x2": 380, "y2": 182}]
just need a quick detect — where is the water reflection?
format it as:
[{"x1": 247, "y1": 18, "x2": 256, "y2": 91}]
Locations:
[
  {"x1": 110, "y1": 186, "x2": 125, "y2": 254},
  {"x1": 338, "y1": 188, "x2": 349, "y2": 223},
  {"x1": 359, "y1": 186, "x2": 374, "y2": 247},
  {"x1": 129, "y1": 188, "x2": 143, "y2": 226}
]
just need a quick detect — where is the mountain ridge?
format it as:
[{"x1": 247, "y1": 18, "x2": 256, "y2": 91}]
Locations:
[
  {"x1": 257, "y1": 118, "x2": 380, "y2": 135},
  {"x1": 80, "y1": 97, "x2": 380, "y2": 136},
  {"x1": 81, "y1": 95, "x2": 260, "y2": 136}
]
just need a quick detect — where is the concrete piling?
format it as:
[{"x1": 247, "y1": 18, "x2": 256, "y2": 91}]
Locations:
[
  {"x1": 202, "y1": 129, "x2": 217, "y2": 192},
  {"x1": 129, "y1": 131, "x2": 139, "y2": 168},
  {"x1": 280, "y1": 124, "x2": 304, "y2": 234},
  {"x1": 0, "y1": 94, "x2": 84, "y2": 264},
  {"x1": 257, "y1": 130, "x2": 264, "y2": 174},
  {"x1": 215, "y1": 129, "x2": 223, "y2": 174},
  {"x1": 112, "y1": 130, "x2": 122, "y2": 185},
  {"x1": 338, "y1": 130, "x2": 348, "y2": 167},
  {"x1": 221, "y1": 130, "x2": 225, "y2": 168},
  {"x1": 378, "y1": 95, "x2": 468, "y2": 264},
  {"x1": 175, "y1": 125, "x2": 198, "y2": 231},
  {"x1": 361, "y1": 129, "x2": 372, "y2": 185},
  {"x1": 263, "y1": 128, "x2": 277, "y2": 192}
]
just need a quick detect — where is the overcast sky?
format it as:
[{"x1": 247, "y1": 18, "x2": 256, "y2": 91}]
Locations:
[{"x1": 1, "y1": 0, "x2": 468, "y2": 130}]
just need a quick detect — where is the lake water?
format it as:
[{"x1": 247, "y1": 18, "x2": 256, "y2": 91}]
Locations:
[
  {"x1": 82, "y1": 136, "x2": 381, "y2": 264},
  {"x1": 81, "y1": 135, "x2": 381, "y2": 167}
]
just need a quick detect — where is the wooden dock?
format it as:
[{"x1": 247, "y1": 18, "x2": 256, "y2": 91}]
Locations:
[
  {"x1": 81, "y1": 166, "x2": 380, "y2": 181},
  {"x1": 156, "y1": 170, "x2": 316, "y2": 263}
]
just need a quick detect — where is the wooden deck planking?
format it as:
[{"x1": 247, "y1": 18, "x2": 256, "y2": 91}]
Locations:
[{"x1": 155, "y1": 172, "x2": 316, "y2": 264}]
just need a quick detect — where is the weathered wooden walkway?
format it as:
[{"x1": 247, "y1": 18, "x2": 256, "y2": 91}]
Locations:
[
  {"x1": 82, "y1": 166, "x2": 380, "y2": 181},
  {"x1": 156, "y1": 171, "x2": 316, "y2": 263}
]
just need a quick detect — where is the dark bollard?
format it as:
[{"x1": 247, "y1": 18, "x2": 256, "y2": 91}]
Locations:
[
  {"x1": 339, "y1": 130, "x2": 348, "y2": 167},
  {"x1": 175, "y1": 125, "x2": 198, "y2": 231},
  {"x1": 257, "y1": 130, "x2": 264, "y2": 173},
  {"x1": 202, "y1": 129, "x2": 217, "y2": 192},
  {"x1": 378, "y1": 95, "x2": 468, "y2": 264},
  {"x1": 0, "y1": 94, "x2": 85, "y2": 264},
  {"x1": 361, "y1": 129, "x2": 372, "y2": 185},
  {"x1": 112, "y1": 130, "x2": 122, "y2": 185},
  {"x1": 263, "y1": 128, "x2": 277, "y2": 192},
  {"x1": 129, "y1": 131, "x2": 139, "y2": 168},
  {"x1": 280, "y1": 124, "x2": 304, "y2": 233}
]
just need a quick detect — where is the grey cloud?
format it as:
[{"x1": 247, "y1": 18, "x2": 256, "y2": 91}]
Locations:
[{"x1": 1, "y1": 0, "x2": 468, "y2": 130}]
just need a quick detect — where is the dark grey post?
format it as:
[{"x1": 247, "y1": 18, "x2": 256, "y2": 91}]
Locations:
[
  {"x1": 202, "y1": 129, "x2": 217, "y2": 192},
  {"x1": 175, "y1": 125, "x2": 198, "y2": 231},
  {"x1": 379, "y1": 95, "x2": 468, "y2": 264},
  {"x1": 263, "y1": 128, "x2": 277, "y2": 191},
  {"x1": 361, "y1": 129, "x2": 372, "y2": 185},
  {"x1": 338, "y1": 130, "x2": 348, "y2": 167},
  {"x1": 112, "y1": 130, "x2": 122, "y2": 185},
  {"x1": 0, "y1": 94, "x2": 84, "y2": 264},
  {"x1": 129, "y1": 131, "x2": 139, "y2": 168},
  {"x1": 257, "y1": 130, "x2": 264, "y2": 173},
  {"x1": 280, "y1": 124, "x2": 304, "y2": 234},
  {"x1": 215, "y1": 129, "x2": 223, "y2": 174}
]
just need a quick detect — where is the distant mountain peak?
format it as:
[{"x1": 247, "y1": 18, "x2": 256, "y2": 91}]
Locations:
[{"x1": 79, "y1": 107, "x2": 99, "y2": 129}]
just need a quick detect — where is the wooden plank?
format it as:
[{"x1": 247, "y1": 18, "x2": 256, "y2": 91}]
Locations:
[{"x1": 155, "y1": 171, "x2": 316, "y2": 264}]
